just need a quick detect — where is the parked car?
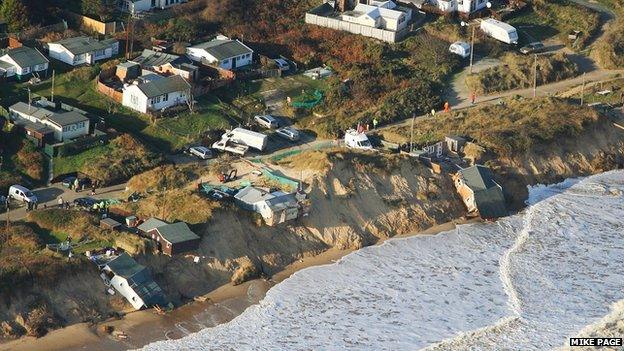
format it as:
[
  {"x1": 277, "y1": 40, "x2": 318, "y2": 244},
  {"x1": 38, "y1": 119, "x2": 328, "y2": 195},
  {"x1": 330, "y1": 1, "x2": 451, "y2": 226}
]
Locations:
[
  {"x1": 62, "y1": 176, "x2": 91, "y2": 189},
  {"x1": 519, "y1": 42, "x2": 545, "y2": 55},
  {"x1": 73, "y1": 197, "x2": 97, "y2": 210},
  {"x1": 274, "y1": 58, "x2": 290, "y2": 71},
  {"x1": 449, "y1": 41, "x2": 471, "y2": 58},
  {"x1": 189, "y1": 146, "x2": 213, "y2": 160},
  {"x1": 275, "y1": 126, "x2": 301, "y2": 141},
  {"x1": 254, "y1": 115, "x2": 279, "y2": 129},
  {"x1": 8, "y1": 185, "x2": 37, "y2": 203}
]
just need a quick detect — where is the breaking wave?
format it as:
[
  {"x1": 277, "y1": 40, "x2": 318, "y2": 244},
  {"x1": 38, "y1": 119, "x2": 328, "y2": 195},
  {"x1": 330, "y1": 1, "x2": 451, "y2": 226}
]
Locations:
[{"x1": 139, "y1": 170, "x2": 624, "y2": 351}]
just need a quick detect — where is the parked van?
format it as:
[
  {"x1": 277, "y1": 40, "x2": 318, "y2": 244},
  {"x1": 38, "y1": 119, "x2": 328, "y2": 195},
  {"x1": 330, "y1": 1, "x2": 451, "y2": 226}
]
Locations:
[
  {"x1": 480, "y1": 19, "x2": 519, "y2": 45},
  {"x1": 449, "y1": 41, "x2": 471, "y2": 58},
  {"x1": 344, "y1": 129, "x2": 373, "y2": 150},
  {"x1": 221, "y1": 128, "x2": 268, "y2": 151},
  {"x1": 8, "y1": 185, "x2": 37, "y2": 203}
]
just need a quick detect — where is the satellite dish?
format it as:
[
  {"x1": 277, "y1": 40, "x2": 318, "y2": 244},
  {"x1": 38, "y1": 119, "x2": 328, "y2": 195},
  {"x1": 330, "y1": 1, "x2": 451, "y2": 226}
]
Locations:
[{"x1": 486, "y1": 2, "x2": 492, "y2": 8}]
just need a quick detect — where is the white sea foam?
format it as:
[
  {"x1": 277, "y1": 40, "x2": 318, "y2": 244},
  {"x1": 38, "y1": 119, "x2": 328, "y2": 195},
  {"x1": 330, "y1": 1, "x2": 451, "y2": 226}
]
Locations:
[{"x1": 139, "y1": 170, "x2": 624, "y2": 351}]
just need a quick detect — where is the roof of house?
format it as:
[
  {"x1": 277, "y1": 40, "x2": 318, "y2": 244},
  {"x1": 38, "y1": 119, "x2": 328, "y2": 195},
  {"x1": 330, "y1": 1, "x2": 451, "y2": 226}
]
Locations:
[
  {"x1": 155, "y1": 222, "x2": 200, "y2": 244},
  {"x1": 0, "y1": 61, "x2": 14, "y2": 71},
  {"x1": 264, "y1": 193, "x2": 298, "y2": 211},
  {"x1": 136, "y1": 74, "x2": 190, "y2": 98},
  {"x1": 191, "y1": 39, "x2": 253, "y2": 61},
  {"x1": 2, "y1": 46, "x2": 49, "y2": 68},
  {"x1": 51, "y1": 36, "x2": 118, "y2": 55},
  {"x1": 11, "y1": 118, "x2": 55, "y2": 134},
  {"x1": 132, "y1": 49, "x2": 184, "y2": 68},
  {"x1": 47, "y1": 111, "x2": 89, "y2": 127},
  {"x1": 459, "y1": 165, "x2": 507, "y2": 218},
  {"x1": 105, "y1": 253, "x2": 167, "y2": 306},
  {"x1": 137, "y1": 217, "x2": 168, "y2": 233},
  {"x1": 234, "y1": 186, "x2": 275, "y2": 204},
  {"x1": 9, "y1": 101, "x2": 89, "y2": 127},
  {"x1": 118, "y1": 61, "x2": 140, "y2": 69},
  {"x1": 459, "y1": 165, "x2": 498, "y2": 191}
]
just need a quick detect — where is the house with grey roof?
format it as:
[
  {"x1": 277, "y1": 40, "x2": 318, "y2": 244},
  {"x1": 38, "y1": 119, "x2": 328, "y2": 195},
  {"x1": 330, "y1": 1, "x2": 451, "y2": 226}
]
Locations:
[
  {"x1": 136, "y1": 217, "x2": 200, "y2": 256},
  {"x1": 0, "y1": 46, "x2": 49, "y2": 80},
  {"x1": 234, "y1": 186, "x2": 303, "y2": 226},
  {"x1": 453, "y1": 164, "x2": 507, "y2": 219},
  {"x1": 102, "y1": 253, "x2": 167, "y2": 310},
  {"x1": 186, "y1": 35, "x2": 253, "y2": 70},
  {"x1": 48, "y1": 36, "x2": 119, "y2": 66},
  {"x1": 122, "y1": 73, "x2": 191, "y2": 114},
  {"x1": 8, "y1": 99, "x2": 90, "y2": 143},
  {"x1": 131, "y1": 49, "x2": 198, "y2": 81}
]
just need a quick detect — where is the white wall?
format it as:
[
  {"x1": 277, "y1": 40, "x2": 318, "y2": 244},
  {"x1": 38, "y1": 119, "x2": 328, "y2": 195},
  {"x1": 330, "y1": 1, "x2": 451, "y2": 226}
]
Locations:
[
  {"x1": 110, "y1": 275, "x2": 146, "y2": 310},
  {"x1": 122, "y1": 85, "x2": 150, "y2": 113},
  {"x1": 149, "y1": 90, "x2": 188, "y2": 111},
  {"x1": 58, "y1": 120, "x2": 90, "y2": 141},
  {"x1": 0, "y1": 55, "x2": 48, "y2": 76},
  {"x1": 48, "y1": 43, "x2": 75, "y2": 66}
]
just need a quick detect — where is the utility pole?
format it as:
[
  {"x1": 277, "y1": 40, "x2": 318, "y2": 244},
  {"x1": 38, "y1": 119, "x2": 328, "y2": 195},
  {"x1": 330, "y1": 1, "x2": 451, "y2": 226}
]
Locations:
[
  {"x1": 51, "y1": 70, "x2": 55, "y2": 102},
  {"x1": 125, "y1": 13, "x2": 132, "y2": 59},
  {"x1": 533, "y1": 54, "x2": 538, "y2": 98},
  {"x1": 580, "y1": 73, "x2": 586, "y2": 106},
  {"x1": 469, "y1": 26, "x2": 475, "y2": 75},
  {"x1": 409, "y1": 114, "x2": 415, "y2": 153}
]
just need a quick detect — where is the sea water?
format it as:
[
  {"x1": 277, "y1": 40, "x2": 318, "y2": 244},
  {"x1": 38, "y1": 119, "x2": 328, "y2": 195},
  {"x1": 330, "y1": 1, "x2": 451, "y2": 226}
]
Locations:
[{"x1": 140, "y1": 170, "x2": 624, "y2": 351}]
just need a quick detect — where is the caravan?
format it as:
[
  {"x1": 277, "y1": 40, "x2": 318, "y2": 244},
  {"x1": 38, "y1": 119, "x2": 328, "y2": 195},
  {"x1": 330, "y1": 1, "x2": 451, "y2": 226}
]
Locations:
[
  {"x1": 480, "y1": 19, "x2": 519, "y2": 45},
  {"x1": 221, "y1": 128, "x2": 268, "y2": 151}
]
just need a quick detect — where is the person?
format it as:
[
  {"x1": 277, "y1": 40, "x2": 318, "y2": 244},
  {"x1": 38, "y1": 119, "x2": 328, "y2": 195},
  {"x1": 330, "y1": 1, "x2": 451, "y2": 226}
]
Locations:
[
  {"x1": 26, "y1": 201, "x2": 32, "y2": 212},
  {"x1": 34, "y1": 200, "x2": 38, "y2": 210},
  {"x1": 372, "y1": 118, "x2": 378, "y2": 129},
  {"x1": 431, "y1": 109, "x2": 436, "y2": 117},
  {"x1": 74, "y1": 178, "x2": 80, "y2": 193},
  {"x1": 90, "y1": 185, "x2": 96, "y2": 196},
  {"x1": 58, "y1": 196, "x2": 64, "y2": 208},
  {"x1": 470, "y1": 92, "x2": 476, "y2": 105},
  {"x1": 444, "y1": 101, "x2": 450, "y2": 113}
]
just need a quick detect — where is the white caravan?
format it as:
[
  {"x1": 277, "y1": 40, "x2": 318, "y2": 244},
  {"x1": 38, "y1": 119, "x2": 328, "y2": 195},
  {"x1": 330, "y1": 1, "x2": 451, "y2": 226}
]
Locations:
[
  {"x1": 221, "y1": 128, "x2": 268, "y2": 151},
  {"x1": 480, "y1": 19, "x2": 519, "y2": 45}
]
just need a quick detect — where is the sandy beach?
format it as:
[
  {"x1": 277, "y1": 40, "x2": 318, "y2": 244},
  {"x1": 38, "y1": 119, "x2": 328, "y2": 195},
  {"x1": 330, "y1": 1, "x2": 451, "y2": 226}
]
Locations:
[{"x1": 0, "y1": 219, "x2": 470, "y2": 351}]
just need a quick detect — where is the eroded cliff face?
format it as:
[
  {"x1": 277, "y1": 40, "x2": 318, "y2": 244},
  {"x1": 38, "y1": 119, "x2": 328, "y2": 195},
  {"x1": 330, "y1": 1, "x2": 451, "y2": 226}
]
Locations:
[{"x1": 488, "y1": 119, "x2": 624, "y2": 210}]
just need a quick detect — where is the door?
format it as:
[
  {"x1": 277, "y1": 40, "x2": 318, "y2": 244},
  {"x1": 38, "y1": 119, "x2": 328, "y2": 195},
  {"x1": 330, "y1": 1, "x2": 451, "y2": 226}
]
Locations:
[{"x1": 232, "y1": 56, "x2": 237, "y2": 69}]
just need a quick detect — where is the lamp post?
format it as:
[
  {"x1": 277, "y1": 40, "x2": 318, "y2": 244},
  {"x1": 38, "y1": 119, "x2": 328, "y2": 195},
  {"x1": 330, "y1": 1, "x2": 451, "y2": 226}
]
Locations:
[{"x1": 462, "y1": 3, "x2": 491, "y2": 75}]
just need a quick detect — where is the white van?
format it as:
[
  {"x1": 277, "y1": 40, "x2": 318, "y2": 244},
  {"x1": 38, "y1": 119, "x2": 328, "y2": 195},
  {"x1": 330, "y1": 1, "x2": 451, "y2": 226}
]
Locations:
[
  {"x1": 344, "y1": 129, "x2": 373, "y2": 150},
  {"x1": 449, "y1": 41, "x2": 471, "y2": 58},
  {"x1": 480, "y1": 18, "x2": 519, "y2": 45},
  {"x1": 8, "y1": 185, "x2": 38, "y2": 203},
  {"x1": 222, "y1": 128, "x2": 268, "y2": 151}
]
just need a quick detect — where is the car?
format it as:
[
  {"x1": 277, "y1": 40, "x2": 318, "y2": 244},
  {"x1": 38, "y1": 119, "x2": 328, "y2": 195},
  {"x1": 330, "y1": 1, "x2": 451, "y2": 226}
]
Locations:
[
  {"x1": 254, "y1": 114, "x2": 279, "y2": 129},
  {"x1": 62, "y1": 176, "x2": 91, "y2": 189},
  {"x1": 8, "y1": 185, "x2": 37, "y2": 203},
  {"x1": 275, "y1": 126, "x2": 301, "y2": 141},
  {"x1": 189, "y1": 146, "x2": 213, "y2": 160},
  {"x1": 519, "y1": 42, "x2": 545, "y2": 55},
  {"x1": 73, "y1": 197, "x2": 97, "y2": 210},
  {"x1": 274, "y1": 58, "x2": 290, "y2": 71},
  {"x1": 449, "y1": 41, "x2": 471, "y2": 58}
]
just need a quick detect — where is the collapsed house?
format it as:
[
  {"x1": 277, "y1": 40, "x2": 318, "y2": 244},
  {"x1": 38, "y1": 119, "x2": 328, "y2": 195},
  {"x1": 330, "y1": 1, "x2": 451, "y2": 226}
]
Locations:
[
  {"x1": 234, "y1": 186, "x2": 306, "y2": 226},
  {"x1": 101, "y1": 253, "x2": 167, "y2": 310},
  {"x1": 453, "y1": 164, "x2": 507, "y2": 219}
]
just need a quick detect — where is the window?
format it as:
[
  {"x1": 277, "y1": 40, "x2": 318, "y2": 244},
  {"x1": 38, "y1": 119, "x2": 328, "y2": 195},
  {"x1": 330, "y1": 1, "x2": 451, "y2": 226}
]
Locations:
[
  {"x1": 131, "y1": 95, "x2": 139, "y2": 105},
  {"x1": 223, "y1": 59, "x2": 229, "y2": 64},
  {"x1": 163, "y1": 93, "x2": 169, "y2": 102}
]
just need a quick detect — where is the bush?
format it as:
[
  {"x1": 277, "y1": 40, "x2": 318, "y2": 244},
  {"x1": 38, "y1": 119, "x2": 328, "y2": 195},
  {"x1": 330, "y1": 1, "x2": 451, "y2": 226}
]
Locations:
[
  {"x1": 466, "y1": 52, "x2": 578, "y2": 94},
  {"x1": 593, "y1": 18, "x2": 624, "y2": 69},
  {"x1": 14, "y1": 140, "x2": 45, "y2": 182}
]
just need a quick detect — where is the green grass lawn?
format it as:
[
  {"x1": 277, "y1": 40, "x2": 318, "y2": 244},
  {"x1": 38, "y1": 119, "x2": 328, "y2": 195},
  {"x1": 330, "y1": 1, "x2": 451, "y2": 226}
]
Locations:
[
  {"x1": 53, "y1": 143, "x2": 114, "y2": 176},
  {"x1": 507, "y1": 10, "x2": 560, "y2": 43}
]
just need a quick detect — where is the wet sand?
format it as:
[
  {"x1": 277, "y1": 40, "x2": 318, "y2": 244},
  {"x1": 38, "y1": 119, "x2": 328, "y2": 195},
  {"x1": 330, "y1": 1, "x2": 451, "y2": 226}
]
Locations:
[{"x1": 0, "y1": 219, "x2": 470, "y2": 351}]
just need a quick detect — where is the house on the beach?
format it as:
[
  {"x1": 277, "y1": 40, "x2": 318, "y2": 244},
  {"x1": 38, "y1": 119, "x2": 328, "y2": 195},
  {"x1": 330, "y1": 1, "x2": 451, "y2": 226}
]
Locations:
[
  {"x1": 137, "y1": 218, "x2": 200, "y2": 256},
  {"x1": 121, "y1": 73, "x2": 191, "y2": 114},
  {"x1": 0, "y1": 46, "x2": 49, "y2": 80},
  {"x1": 453, "y1": 164, "x2": 507, "y2": 219},
  {"x1": 186, "y1": 36, "x2": 253, "y2": 70},
  {"x1": 102, "y1": 253, "x2": 167, "y2": 310},
  {"x1": 48, "y1": 36, "x2": 119, "y2": 66}
]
